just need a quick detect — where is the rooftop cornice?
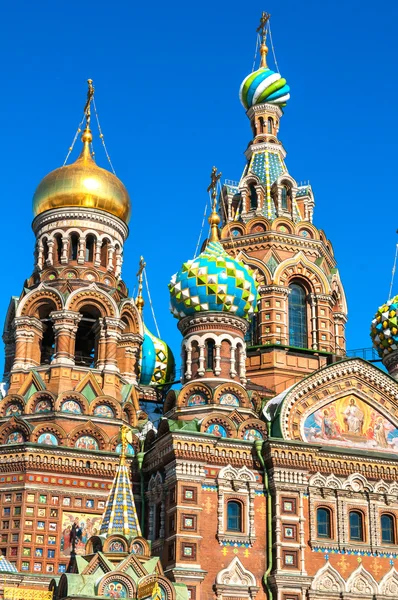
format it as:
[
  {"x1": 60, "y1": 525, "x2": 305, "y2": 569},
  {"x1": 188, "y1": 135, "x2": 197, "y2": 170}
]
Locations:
[{"x1": 32, "y1": 206, "x2": 129, "y2": 240}]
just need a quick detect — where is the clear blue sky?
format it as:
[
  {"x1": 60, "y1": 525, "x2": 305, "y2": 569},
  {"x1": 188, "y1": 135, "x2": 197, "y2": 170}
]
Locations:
[{"x1": 0, "y1": 1, "x2": 397, "y2": 374}]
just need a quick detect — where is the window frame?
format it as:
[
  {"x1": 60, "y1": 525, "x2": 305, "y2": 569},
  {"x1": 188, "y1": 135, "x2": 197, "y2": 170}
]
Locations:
[
  {"x1": 226, "y1": 499, "x2": 243, "y2": 533},
  {"x1": 288, "y1": 283, "x2": 308, "y2": 349},
  {"x1": 316, "y1": 506, "x2": 332, "y2": 539},
  {"x1": 381, "y1": 513, "x2": 396, "y2": 545},
  {"x1": 349, "y1": 510, "x2": 365, "y2": 542}
]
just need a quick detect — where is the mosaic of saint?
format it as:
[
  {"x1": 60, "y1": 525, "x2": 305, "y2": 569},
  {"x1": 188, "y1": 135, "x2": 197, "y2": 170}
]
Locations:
[
  {"x1": 103, "y1": 582, "x2": 127, "y2": 599},
  {"x1": 187, "y1": 393, "x2": 207, "y2": 406},
  {"x1": 60, "y1": 511, "x2": 101, "y2": 557},
  {"x1": 34, "y1": 399, "x2": 52, "y2": 413},
  {"x1": 303, "y1": 395, "x2": 398, "y2": 453},
  {"x1": 5, "y1": 404, "x2": 22, "y2": 417},
  {"x1": 116, "y1": 442, "x2": 134, "y2": 455},
  {"x1": 219, "y1": 393, "x2": 239, "y2": 406},
  {"x1": 61, "y1": 400, "x2": 82, "y2": 414},
  {"x1": 75, "y1": 435, "x2": 99, "y2": 450},
  {"x1": 205, "y1": 423, "x2": 227, "y2": 437},
  {"x1": 243, "y1": 428, "x2": 263, "y2": 441},
  {"x1": 7, "y1": 431, "x2": 24, "y2": 444},
  {"x1": 38, "y1": 432, "x2": 58, "y2": 445},
  {"x1": 94, "y1": 404, "x2": 114, "y2": 418}
]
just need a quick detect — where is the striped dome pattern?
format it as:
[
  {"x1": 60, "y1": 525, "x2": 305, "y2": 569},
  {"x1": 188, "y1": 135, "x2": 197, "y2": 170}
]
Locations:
[
  {"x1": 169, "y1": 241, "x2": 259, "y2": 321},
  {"x1": 139, "y1": 326, "x2": 175, "y2": 387},
  {"x1": 370, "y1": 296, "x2": 398, "y2": 357},
  {"x1": 239, "y1": 67, "x2": 290, "y2": 110}
]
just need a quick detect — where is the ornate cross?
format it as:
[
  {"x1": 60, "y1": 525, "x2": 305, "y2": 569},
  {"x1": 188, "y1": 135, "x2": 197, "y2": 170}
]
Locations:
[
  {"x1": 83, "y1": 78, "x2": 95, "y2": 127},
  {"x1": 207, "y1": 166, "x2": 222, "y2": 210},
  {"x1": 257, "y1": 11, "x2": 271, "y2": 41}
]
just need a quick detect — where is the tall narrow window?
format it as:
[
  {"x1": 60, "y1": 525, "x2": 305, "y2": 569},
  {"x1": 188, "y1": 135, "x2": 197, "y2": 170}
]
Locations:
[
  {"x1": 54, "y1": 235, "x2": 62, "y2": 264},
  {"x1": 249, "y1": 184, "x2": 258, "y2": 210},
  {"x1": 267, "y1": 117, "x2": 273, "y2": 134},
  {"x1": 69, "y1": 234, "x2": 79, "y2": 261},
  {"x1": 227, "y1": 501, "x2": 242, "y2": 532},
  {"x1": 42, "y1": 239, "x2": 49, "y2": 264},
  {"x1": 258, "y1": 116, "x2": 265, "y2": 133},
  {"x1": 100, "y1": 239, "x2": 109, "y2": 267},
  {"x1": 381, "y1": 514, "x2": 395, "y2": 544},
  {"x1": 288, "y1": 284, "x2": 308, "y2": 348},
  {"x1": 74, "y1": 306, "x2": 101, "y2": 367},
  {"x1": 281, "y1": 186, "x2": 288, "y2": 210},
  {"x1": 206, "y1": 340, "x2": 215, "y2": 370},
  {"x1": 349, "y1": 511, "x2": 364, "y2": 541},
  {"x1": 317, "y1": 508, "x2": 331, "y2": 538},
  {"x1": 85, "y1": 235, "x2": 95, "y2": 262}
]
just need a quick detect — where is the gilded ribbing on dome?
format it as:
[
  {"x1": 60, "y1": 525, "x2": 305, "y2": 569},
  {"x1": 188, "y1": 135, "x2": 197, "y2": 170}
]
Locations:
[{"x1": 99, "y1": 427, "x2": 141, "y2": 538}]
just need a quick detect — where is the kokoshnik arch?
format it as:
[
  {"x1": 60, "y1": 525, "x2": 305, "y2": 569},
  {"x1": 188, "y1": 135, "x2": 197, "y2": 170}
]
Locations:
[{"x1": 2, "y1": 10, "x2": 398, "y2": 600}]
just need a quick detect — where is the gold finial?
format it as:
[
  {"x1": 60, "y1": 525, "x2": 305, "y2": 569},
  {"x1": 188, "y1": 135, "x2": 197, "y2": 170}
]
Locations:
[
  {"x1": 136, "y1": 256, "x2": 146, "y2": 314},
  {"x1": 81, "y1": 79, "x2": 95, "y2": 158},
  {"x1": 257, "y1": 11, "x2": 271, "y2": 68},
  {"x1": 207, "y1": 166, "x2": 222, "y2": 242}
]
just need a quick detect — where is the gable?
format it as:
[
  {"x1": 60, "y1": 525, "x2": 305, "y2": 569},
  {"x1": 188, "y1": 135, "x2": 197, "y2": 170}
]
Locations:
[{"x1": 272, "y1": 358, "x2": 398, "y2": 453}]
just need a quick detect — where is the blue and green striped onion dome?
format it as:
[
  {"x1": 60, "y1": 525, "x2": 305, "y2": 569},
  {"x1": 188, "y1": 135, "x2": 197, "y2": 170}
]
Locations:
[
  {"x1": 169, "y1": 241, "x2": 259, "y2": 321},
  {"x1": 239, "y1": 67, "x2": 290, "y2": 110},
  {"x1": 139, "y1": 325, "x2": 175, "y2": 387},
  {"x1": 370, "y1": 295, "x2": 398, "y2": 358}
]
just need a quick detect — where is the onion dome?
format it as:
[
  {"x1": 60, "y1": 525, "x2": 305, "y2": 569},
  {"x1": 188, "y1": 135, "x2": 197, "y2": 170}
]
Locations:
[
  {"x1": 33, "y1": 127, "x2": 131, "y2": 223},
  {"x1": 139, "y1": 326, "x2": 175, "y2": 387},
  {"x1": 239, "y1": 13, "x2": 290, "y2": 110},
  {"x1": 370, "y1": 296, "x2": 398, "y2": 357},
  {"x1": 239, "y1": 67, "x2": 290, "y2": 109},
  {"x1": 169, "y1": 240, "x2": 259, "y2": 321}
]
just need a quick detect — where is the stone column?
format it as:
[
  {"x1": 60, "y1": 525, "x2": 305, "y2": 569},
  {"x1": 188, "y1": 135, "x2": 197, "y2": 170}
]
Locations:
[
  {"x1": 77, "y1": 238, "x2": 85, "y2": 264},
  {"x1": 308, "y1": 293, "x2": 318, "y2": 350},
  {"x1": 61, "y1": 237, "x2": 69, "y2": 264},
  {"x1": 102, "y1": 317, "x2": 125, "y2": 373},
  {"x1": 107, "y1": 244, "x2": 115, "y2": 272},
  {"x1": 12, "y1": 317, "x2": 43, "y2": 370},
  {"x1": 184, "y1": 343, "x2": 192, "y2": 381},
  {"x1": 51, "y1": 311, "x2": 82, "y2": 365},
  {"x1": 214, "y1": 343, "x2": 221, "y2": 376},
  {"x1": 37, "y1": 241, "x2": 44, "y2": 271},
  {"x1": 46, "y1": 239, "x2": 54, "y2": 266},
  {"x1": 198, "y1": 344, "x2": 205, "y2": 376},
  {"x1": 239, "y1": 346, "x2": 247, "y2": 385}
]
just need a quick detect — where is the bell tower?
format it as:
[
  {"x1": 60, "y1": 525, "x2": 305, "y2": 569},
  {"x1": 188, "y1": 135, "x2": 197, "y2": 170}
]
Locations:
[{"x1": 219, "y1": 15, "x2": 347, "y2": 394}]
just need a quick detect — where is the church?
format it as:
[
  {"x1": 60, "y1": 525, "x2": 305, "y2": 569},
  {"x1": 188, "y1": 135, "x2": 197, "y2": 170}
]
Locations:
[{"x1": 1, "y1": 11, "x2": 398, "y2": 600}]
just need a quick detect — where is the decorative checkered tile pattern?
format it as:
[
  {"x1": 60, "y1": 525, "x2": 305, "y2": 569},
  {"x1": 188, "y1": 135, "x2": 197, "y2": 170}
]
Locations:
[
  {"x1": 169, "y1": 241, "x2": 259, "y2": 320},
  {"x1": 99, "y1": 463, "x2": 141, "y2": 537}
]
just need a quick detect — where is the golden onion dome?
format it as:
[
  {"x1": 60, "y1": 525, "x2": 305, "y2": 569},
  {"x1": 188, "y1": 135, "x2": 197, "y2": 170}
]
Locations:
[{"x1": 32, "y1": 128, "x2": 131, "y2": 223}]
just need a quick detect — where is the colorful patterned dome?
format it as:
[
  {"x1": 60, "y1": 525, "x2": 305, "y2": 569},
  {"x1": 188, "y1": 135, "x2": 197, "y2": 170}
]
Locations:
[
  {"x1": 169, "y1": 241, "x2": 259, "y2": 320},
  {"x1": 139, "y1": 326, "x2": 175, "y2": 387},
  {"x1": 370, "y1": 296, "x2": 398, "y2": 357},
  {"x1": 239, "y1": 67, "x2": 290, "y2": 110}
]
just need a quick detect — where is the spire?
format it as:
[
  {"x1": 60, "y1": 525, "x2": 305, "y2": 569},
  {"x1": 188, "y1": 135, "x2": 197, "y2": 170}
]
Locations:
[
  {"x1": 136, "y1": 256, "x2": 146, "y2": 314},
  {"x1": 80, "y1": 78, "x2": 95, "y2": 161},
  {"x1": 257, "y1": 11, "x2": 270, "y2": 68},
  {"x1": 99, "y1": 425, "x2": 142, "y2": 538},
  {"x1": 207, "y1": 166, "x2": 222, "y2": 242}
]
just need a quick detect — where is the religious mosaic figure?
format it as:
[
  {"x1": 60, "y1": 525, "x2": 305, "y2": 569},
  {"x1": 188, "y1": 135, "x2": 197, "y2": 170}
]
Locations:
[{"x1": 343, "y1": 398, "x2": 364, "y2": 435}]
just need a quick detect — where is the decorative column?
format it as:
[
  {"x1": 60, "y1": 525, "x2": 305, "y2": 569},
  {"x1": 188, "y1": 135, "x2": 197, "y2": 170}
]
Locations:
[
  {"x1": 107, "y1": 244, "x2": 115, "y2": 272},
  {"x1": 241, "y1": 190, "x2": 248, "y2": 219},
  {"x1": 12, "y1": 317, "x2": 43, "y2": 370},
  {"x1": 184, "y1": 343, "x2": 192, "y2": 381},
  {"x1": 94, "y1": 319, "x2": 106, "y2": 371},
  {"x1": 258, "y1": 285, "x2": 290, "y2": 345},
  {"x1": 119, "y1": 334, "x2": 142, "y2": 384},
  {"x1": 198, "y1": 344, "x2": 205, "y2": 376},
  {"x1": 308, "y1": 293, "x2": 318, "y2": 350},
  {"x1": 37, "y1": 241, "x2": 44, "y2": 271},
  {"x1": 77, "y1": 237, "x2": 85, "y2": 264},
  {"x1": 51, "y1": 310, "x2": 82, "y2": 365},
  {"x1": 102, "y1": 317, "x2": 125, "y2": 373},
  {"x1": 239, "y1": 346, "x2": 247, "y2": 384},
  {"x1": 230, "y1": 344, "x2": 237, "y2": 378},
  {"x1": 61, "y1": 237, "x2": 69, "y2": 264},
  {"x1": 46, "y1": 239, "x2": 54, "y2": 266},
  {"x1": 255, "y1": 185, "x2": 263, "y2": 215},
  {"x1": 94, "y1": 243, "x2": 101, "y2": 267},
  {"x1": 214, "y1": 343, "x2": 221, "y2": 376}
]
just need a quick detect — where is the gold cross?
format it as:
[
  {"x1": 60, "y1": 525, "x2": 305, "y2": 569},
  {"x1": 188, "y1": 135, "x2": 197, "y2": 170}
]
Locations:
[
  {"x1": 135, "y1": 256, "x2": 146, "y2": 313},
  {"x1": 337, "y1": 555, "x2": 349, "y2": 576},
  {"x1": 207, "y1": 166, "x2": 222, "y2": 208},
  {"x1": 256, "y1": 11, "x2": 271, "y2": 41},
  {"x1": 83, "y1": 78, "x2": 95, "y2": 127}
]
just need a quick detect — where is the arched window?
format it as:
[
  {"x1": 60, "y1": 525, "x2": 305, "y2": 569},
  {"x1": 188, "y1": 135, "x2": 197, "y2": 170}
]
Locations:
[
  {"x1": 317, "y1": 507, "x2": 331, "y2": 538},
  {"x1": 42, "y1": 239, "x2": 49, "y2": 264},
  {"x1": 267, "y1": 117, "x2": 273, "y2": 134},
  {"x1": 85, "y1": 235, "x2": 95, "y2": 262},
  {"x1": 288, "y1": 284, "x2": 308, "y2": 348},
  {"x1": 258, "y1": 116, "x2": 265, "y2": 133},
  {"x1": 74, "y1": 306, "x2": 101, "y2": 367},
  {"x1": 206, "y1": 340, "x2": 215, "y2": 370},
  {"x1": 100, "y1": 239, "x2": 109, "y2": 267},
  {"x1": 227, "y1": 501, "x2": 242, "y2": 532},
  {"x1": 349, "y1": 511, "x2": 364, "y2": 541},
  {"x1": 38, "y1": 305, "x2": 55, "y2": 365},
  {"x1": 249, "y1": 184, "x2": 258, "y2": 210},
  {"x1": 69, "y1": 233, "x2": 79, "y2": 261},
  {"x1": 381, "y1": 514, "x2": 395, "y2": 544},
  {"x1": 281, "y1": 186, "x2": 288, "y2": 210},
  {"x1": 54, "y1": 234, "x2": 62, "y2": 264}
]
